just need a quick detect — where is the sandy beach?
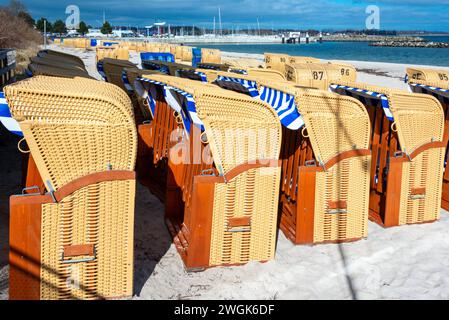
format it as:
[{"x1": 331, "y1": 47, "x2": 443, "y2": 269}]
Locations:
[{"x1": 1, "y1": 45, "x2": 449, "y2": 300}]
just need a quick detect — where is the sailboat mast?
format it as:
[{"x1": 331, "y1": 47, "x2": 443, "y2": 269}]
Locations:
[{"x1": 218, "y1": 7, "x2": 222, "y2": 36}]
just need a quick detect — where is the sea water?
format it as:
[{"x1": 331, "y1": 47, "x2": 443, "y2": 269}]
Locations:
[{"x1": 192, "y1": 36, "x2": 449, "y2": 67}]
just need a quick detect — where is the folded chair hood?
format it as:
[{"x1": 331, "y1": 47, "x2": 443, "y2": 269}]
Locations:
[
  {"x1": 214, "y1": 72, "x2": 304, "y2": 131},
  {"x1": 138, "y1": 74, "x2": 282, "y2": 175}
]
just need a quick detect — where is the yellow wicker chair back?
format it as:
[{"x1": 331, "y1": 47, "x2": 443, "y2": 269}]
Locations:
[
  {"x1": 406, "y1": 67, "x2": 449, "y2": 88},
  {"x1": 115, "y1": 47, "x2": 129, "y2": 61},
  {"x1": 181, "y1": 46, "x2": 193, "y2": 63},
  {"x1": 285, "y1": 63, "x2": 344, "y2": 90},
  {"x1": 201, "y1": 48, "x2": 221, "y2": 64},
  {"x1": 264, "y1": 52, "x2": 290, "y2": 74},
  {"x1": 329, "y1": 62, "x2": 357, "y2": 82}
]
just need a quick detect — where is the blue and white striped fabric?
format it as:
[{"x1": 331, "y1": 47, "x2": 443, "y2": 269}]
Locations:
[
  {"x1": 121, "y1": 70, "x2": 133, "y2": 93},
  {"x1": 0, "y1": 92, "x2": 22, "y2": 136},
  {"x1": 330, "y1": 84, "x2": 394, "y2": 121},
  {"x1": 193, "y1": 71, "x2": 208, "y2": 83},
  {"x1": 165, "y1": 86, "x2": 205, "y2": 132},
  {"x1": 97, "y1": 61, "x2": 107, "y2": 80},
  {"x1": 229, "y1": 69, "x2": 248, "y2": 75},
  {"x1": 136, "y1": 77, "x2": 165, "y2": 117},
  {"x1": 216, "y1": 75, "x2": 259, "y2": 98},
  {"x1": 136, "y1": 77, "x2": 204, "y2": 135},
  {"x1": 408, "y1": 83, "x2": 449, "y2": 98},
  {"x1": 259, "y1": 86, "x2": 305, "y2": 130}
]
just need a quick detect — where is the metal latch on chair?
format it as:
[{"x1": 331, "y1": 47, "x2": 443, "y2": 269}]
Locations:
[
  {"x1": 305, "y1": 160, "x2": 316, "y2": 167},
  {"x1": 61, "y1": 244, "x2": 96, "y2": 264},
  {"x1": 410, "y1": 188, "x2": 426, "y2": 200},
  {"x1": 227, "y1": 217, "x2": 251, "y2": 233},
  {"x1": 201, "y1": 169, "x2": 216, "y2": 176},
  {"x1": 327, "y1": 201, "x2": 348, "y2": 215},
  {"x1": 19, "y1": 185, "x2": 42, "y2": 196}
]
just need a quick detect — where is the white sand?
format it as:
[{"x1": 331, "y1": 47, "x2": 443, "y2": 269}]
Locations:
[{"x1": 1, "y1": 45, "x2": 449, "y2": 300}]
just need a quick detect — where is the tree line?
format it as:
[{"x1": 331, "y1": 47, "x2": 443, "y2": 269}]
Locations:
[{"x1": 2, "y1": 0, "x2": 113, "y2": 36}]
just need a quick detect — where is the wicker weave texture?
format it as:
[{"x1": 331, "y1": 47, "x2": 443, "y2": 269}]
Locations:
[
  {"x1": 285, "y1": 63, "x2": 344, "y2": 90},
  {"x1": 314, "y1": 156, "x2": 370, "y2": 242},
  {"x1": 40, "y1": 179, "x2": 135, "y2": 300},
  {"x1": 399, "y1": 149, "x2": 444, "y2": 225},
  {"x1": 209, "y1": 167, "x2": 280, "y2": 265},
  {"x1": 201, "y1": 49, "x2": 221, "y2": 64},
  {"x1": 406, "y1": 67, "x2": 449, "y2": 89},
  {"x1": 264, "y1": 53, "x2": 290, "y2": 74}
]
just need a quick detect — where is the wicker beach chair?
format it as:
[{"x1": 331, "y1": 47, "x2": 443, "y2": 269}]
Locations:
[
  {"x1": 406, "y1": 67, "x2": 449, "y2": 210},
  {"x1": 137, "y1": 74, "x2": 282, "y2": 270},
  {"x1": 4, "y1": 76, "x2": 137, "y2": 300},
  {"x1": 213, "y1": 73, "x2": 372, "y2": 244},
  {"x1": 328, "y1": 62, "x2": 357, "y2": 82},
  {"x1": 331, "y1": 81, "x2": 445, "y2": 227},
  {"x1": 264, "y1": 53, "x2": 290, "y2": 74},
  {"x1": 100, "y1": 58, "x2": 137, "y2": 91},
  {"x1": 285, "y1": 63, "x2": 344, "y2": 90},
  {"x1": 181, "y1": 46, "x2": 193, "y2": 64},
  {"x1": 201, "y1": 48, "x2": 221, "y2": 64}
]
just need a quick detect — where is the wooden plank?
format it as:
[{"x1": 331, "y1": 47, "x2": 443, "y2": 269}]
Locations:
[{"x1": 9, "y1": 196, "x2": 42, "y2": 300}]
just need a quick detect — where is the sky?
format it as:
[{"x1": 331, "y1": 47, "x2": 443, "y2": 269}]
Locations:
[{"x1": 2, "y1": 0, "x2": 449, "y2": 31}]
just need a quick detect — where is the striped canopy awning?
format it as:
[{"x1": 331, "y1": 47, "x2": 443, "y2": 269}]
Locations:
[
  {"x1": 0, "y1": 92, "x2": 22, "y2": 136},
  {"x1": 136, "y1": 77, "x2": 204, "y2": 136},
  {"x1": 97, "y1": 61, "x2": 107, "y2": 81},
  {"x1": 259, "y1": 86, "x2": 305, "y2": 130},
  {"x1": 214, "y1": 76, "x2": 304, "y2": 130},
  {"x1": 330, "y1": 84, "x2": 394, "y2": 121},
  {"x1": 215, "y1": 75, "x2": 259, "y2": 98}
]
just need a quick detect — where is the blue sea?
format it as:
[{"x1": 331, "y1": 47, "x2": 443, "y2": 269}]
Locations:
[{"x1": 194, "y1": 36, "x2": 449, "y2": 67}]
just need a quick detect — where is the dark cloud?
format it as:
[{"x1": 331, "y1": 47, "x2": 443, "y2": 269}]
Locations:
[{"x1": 5, "y1": 0, "x2": 449, "y2": 30}]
